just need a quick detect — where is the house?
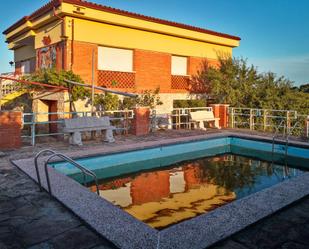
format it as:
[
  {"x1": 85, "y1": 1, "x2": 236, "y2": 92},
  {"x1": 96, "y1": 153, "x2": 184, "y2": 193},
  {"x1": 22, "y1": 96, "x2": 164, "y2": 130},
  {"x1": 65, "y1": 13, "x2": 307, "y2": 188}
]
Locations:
[{"x1": 3, "y1": 0, "x2": 240, "y2": 113}]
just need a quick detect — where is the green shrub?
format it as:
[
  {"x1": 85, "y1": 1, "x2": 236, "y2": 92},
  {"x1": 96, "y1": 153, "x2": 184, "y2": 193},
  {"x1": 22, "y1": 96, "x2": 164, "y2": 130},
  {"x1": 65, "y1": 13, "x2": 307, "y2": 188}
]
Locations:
[
  {"x1": 23, "y1": 69, "x2": 88, "y2": 101},
  {"x1": 173, "y1": 99, "x2": 206, "y2": 108},
  {"x1": 121, "y1": 87, "x2": 163, "y2": 109},
  {"x1": 94, "y1": 93, "x2": 119, "y2": 111},
  {"x1": 23, "y1": 69, "x2": 89, "y2": 112},
  {"x1": 191, "y1": 56, "x2": 309, "y2": 114}
]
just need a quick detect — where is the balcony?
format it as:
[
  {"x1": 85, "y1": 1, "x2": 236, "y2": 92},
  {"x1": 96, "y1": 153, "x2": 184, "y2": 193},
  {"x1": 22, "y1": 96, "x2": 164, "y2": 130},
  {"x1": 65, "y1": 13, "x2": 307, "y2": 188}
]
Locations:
[
  {"x1": 171, "y1": 75, "x2": 190, "y2": 90},
  {"x1": 97, "y1": 70, "x2": 135, "y2": 88}
]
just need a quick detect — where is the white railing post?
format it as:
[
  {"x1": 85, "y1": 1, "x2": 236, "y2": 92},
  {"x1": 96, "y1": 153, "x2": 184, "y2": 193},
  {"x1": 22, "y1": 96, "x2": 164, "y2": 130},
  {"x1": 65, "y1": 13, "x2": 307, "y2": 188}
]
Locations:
[
  {"x1": 249, "y1": 109, "x2": 253, "y2": 130},
  {"x1": 263, "y1": 109, "x2": 267, "y2": 131},
  {"x1": 230, "y1": 108, "x2": 235, "y2": 128},
  {"x1": 124, "y1": 109, "x2": 129, "y2": 135},
  {"x1": 186, "y1": 108, "x2": 190, "y2": 129},
  {"x1": 305, "y1": 115, "x2": 309, "y2": 138},
  {"x1": 286, "y1": 111, "x2": 291, "y2": 134},
  {"x1": 31, "y1": 113, "x2": 36, "y2": 146}
]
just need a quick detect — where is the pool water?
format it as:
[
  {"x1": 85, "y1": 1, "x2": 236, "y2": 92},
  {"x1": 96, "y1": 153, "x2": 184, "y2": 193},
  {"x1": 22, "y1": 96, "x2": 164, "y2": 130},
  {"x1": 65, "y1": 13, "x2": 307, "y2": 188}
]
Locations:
[
  {"x1": 86, "y1": 153, "x2": 304, "y2": 230},
  {"x1": 51, "y1": 137, "x2": 308, "y2": 230}
]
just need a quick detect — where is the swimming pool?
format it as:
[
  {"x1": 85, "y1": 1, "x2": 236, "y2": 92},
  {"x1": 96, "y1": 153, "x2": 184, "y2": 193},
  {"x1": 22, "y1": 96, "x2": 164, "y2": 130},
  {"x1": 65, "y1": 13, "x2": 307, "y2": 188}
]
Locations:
[
  {"x1": 51, "y1": 136, "x2": 308, "y2": 230},
  {"x1": 13, "y1": 133, "x2": 309, "y2": 249},
  {"x1": 52, "y1": 137, "x2": 309, "y2": 176},
  {"x1": 89, "y1": 154, "x2": 304, "y2": 230}
]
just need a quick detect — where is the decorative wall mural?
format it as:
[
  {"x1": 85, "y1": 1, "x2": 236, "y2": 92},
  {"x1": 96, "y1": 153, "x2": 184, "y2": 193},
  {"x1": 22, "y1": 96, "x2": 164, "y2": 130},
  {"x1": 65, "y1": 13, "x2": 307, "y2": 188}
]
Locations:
[{"x1": 37, "y1": 44, "x2": 57, "y2": 69}]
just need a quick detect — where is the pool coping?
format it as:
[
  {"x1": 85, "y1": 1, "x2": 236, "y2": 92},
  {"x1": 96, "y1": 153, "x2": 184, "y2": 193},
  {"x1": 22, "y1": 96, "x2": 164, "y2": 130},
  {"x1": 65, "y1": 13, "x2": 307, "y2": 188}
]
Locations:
[{"x1": 12, "y1": 132, "x2": 309, "y2": 249}]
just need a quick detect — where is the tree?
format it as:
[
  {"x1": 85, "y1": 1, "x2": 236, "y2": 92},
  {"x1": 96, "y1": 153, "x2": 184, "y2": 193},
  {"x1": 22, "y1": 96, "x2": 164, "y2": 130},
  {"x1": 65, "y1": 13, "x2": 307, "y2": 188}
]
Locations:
[
  {"x1": 191, "y1": 56, "x2": 309, "y2": 114},
  {"x1": 299, "y1": 83, "x2": 309, "y2": 93},
  {"x1": 94, "y1": 93, "x2": 119, "y2": 111},
  {"x1": 121, "y1": 87, "x2": 163, "y2": 109},
  {"x1": 23, "y1": 69, "x2": 89, "y2": 112}
]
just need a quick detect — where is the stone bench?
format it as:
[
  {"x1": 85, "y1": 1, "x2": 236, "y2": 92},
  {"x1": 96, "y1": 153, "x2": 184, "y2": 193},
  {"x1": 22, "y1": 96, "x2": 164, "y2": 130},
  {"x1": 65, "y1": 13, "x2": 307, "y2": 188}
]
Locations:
[
  {"x1": 189, "y1": 109, "x2": 220, "y2": 130},
  {"x1": 63, "y1": 116, "x2": 115, "y2": 146}
]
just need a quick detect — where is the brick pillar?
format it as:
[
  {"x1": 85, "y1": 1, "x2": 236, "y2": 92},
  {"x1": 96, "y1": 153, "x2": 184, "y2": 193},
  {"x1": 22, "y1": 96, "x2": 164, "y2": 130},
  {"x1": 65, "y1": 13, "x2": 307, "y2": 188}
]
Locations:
[
  {"x1": 219, "y1": 104, "x2": 230, "y2": 128},
  {"x1": 131, "y1": 107, "x2": 150, "y2": 136},
  {"x1": 210, "y1": 104, "x2": 220, "y2": 120},
  {"x1": 0, "y1": 111, "x2": 22, "y2": 149},
  {"x1": 210, "y1": 104, "x2": 230, "y2": 128}
]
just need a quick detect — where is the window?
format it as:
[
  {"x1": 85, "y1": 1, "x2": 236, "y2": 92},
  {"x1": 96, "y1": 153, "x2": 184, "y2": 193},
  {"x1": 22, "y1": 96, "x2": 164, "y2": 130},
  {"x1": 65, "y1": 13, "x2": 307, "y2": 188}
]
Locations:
[
  {"x1": 98, "y1": 46, "x2": 133, "y2": 72},
  {"x1": 21, "y1": 60, "x2": 31, "y2": 74},
  {"x1": 171, "y1": 56, "x2": 187, "y2": 76}
]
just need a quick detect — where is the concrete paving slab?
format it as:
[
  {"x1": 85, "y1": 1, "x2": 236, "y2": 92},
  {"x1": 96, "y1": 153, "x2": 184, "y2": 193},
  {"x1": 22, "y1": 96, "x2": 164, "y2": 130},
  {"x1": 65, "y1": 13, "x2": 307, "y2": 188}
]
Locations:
[{"x1": 11, "y1": 133, "x2": 309, "y2": 249}]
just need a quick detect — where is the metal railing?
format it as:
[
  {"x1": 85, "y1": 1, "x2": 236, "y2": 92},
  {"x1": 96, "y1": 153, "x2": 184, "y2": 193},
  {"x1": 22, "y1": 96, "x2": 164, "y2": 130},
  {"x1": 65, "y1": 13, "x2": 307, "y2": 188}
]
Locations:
[
  {"x1": 150, "y1": 107, "x2": 214, "y2": 131},
  {"x1": 271, "y1": 120, "x2": 303, "y2": 164},
  {"x1": 35, "y1": 149, "x2": 58, "y2": 191},
  {"x1": 22, "y1": 110, "x2": 134, "y2": 145},
  {"x1": 19, "y1": 107, "x2": 309, "y2": 145},
  {"x1": 171, "y1": 107, "x2": 213, "y2": 129},
  {"x1": 271, "y1": 119, "x2": 286, "y2": 161},
  {"x1": 285, "y1": 121, "x2": 301, "y2": 160},
  {"x1": 0, "y1": 74, "x2": 20, "y2": 96},
  {"x1": 34, "y1": 149, "x2": 99, "y2": 195},
  {"x1": 229, "y1": 107, "x2": 308, "y2": 137},
  {"x1": 153, "y1": 107, "x2": 308, "y2": 139}
]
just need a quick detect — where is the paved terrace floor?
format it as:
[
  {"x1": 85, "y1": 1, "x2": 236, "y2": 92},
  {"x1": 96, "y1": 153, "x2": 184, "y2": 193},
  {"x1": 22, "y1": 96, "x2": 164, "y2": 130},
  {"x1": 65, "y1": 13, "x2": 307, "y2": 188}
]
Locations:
[{"x1": 0, "y1": 129, "x2": 308, "y2": 249}]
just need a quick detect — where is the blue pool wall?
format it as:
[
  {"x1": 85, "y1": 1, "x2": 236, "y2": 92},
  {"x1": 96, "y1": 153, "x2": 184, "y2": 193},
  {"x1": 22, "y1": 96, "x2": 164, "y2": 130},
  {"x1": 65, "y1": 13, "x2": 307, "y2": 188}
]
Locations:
[
  {"x1": 230, "y1": 137, "x2": 309, "y2": 159},
  {"x1": 51, "y1": 137, "x2": 309, "y2": 178},
  {"x1": 52, "y1": 137, "x2": 230, "y2": 175}
]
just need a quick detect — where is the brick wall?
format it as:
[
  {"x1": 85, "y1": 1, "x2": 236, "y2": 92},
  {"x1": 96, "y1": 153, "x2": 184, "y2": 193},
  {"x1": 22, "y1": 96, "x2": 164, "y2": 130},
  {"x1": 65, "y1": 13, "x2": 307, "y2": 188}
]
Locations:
[
  {"x1": 66, "y1": 42, "x2": 219, "y2": 93},
  {"x1": 0, "y1": 111, "x2": 22, "y2": 149},
  {"x1": 210, "y1": 104, "x2": 230, "y2": 128},
  {"x1": 70, "y1": 41, "x2": 98, "y2": 84},
  {"x1": 188, "y1": 57, "x2": 203, "y2": 76},
  {"x1": 134, "y1": 49, "x2": 171, "y2": 91},
  {"x1": 131, "y1": 107, "x2": 150, "y2": 136},
  {"x1": 188, "y1": 57, "x2": 220, "y2": 75}
]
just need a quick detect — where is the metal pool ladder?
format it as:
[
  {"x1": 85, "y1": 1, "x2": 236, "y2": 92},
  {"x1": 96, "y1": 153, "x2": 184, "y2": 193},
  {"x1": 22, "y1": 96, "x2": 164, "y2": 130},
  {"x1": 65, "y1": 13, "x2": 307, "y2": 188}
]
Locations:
[
  {"x1": 272, "y1": 120, "x2": 300, "y2": 164},
  {"x1": 284, "y1": 121, "x2": 300, "y2": 162},
  {"x1": 272, "y1": 119, "x2": 286, "y2": 162},
  {"x1": 34, "y1": 149, "x2": 100, "y2": 195}
]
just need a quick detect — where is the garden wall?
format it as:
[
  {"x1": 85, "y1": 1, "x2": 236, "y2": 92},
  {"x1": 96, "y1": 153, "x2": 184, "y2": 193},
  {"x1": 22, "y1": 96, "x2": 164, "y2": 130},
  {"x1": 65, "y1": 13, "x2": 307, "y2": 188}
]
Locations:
[{"x1": 0, "y1": 111, "x2": 22, "y2": 149}]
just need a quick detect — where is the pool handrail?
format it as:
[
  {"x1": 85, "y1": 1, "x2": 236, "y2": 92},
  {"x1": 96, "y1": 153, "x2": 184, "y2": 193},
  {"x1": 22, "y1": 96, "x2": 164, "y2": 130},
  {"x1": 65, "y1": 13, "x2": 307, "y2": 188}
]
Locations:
[
  {"x1": 272, "y1": 119, "x2": 286, "y2": 161},
  {"x1": 34, "y1": 149, "x2": 58, "y2": 191},
  {"x1": 285, "y1": 121, "x2": 301, "y2": 161},
  {"x1": 44, "y1": 153, "x2": 100, "y2": 195},
  {"x1": 34, "y1": 149, "x2": 99, "y2": 195}
]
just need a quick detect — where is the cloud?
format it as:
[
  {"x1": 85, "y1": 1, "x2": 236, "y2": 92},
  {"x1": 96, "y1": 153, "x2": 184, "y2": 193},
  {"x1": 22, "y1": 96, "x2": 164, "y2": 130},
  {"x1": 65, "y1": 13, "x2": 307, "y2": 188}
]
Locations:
[{"x1": 249, "y1": 54, "x2": 309, "y2": 86}]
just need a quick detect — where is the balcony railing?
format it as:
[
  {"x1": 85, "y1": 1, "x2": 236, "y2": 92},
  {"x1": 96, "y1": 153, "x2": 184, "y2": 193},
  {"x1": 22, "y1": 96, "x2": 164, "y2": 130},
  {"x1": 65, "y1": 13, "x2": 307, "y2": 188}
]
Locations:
[
  {"x1": 0, "y1": 73, "x2": 20, "y2": 96},
  {"x1": 229, "y1": 107, "x2": 309, "y2": 137},
  {"x1": 97, "y1": 70, "x2": 135, "y2": 88},
  {"x1": 171, "y1": 75, "x2": 190, "y2": 90}
]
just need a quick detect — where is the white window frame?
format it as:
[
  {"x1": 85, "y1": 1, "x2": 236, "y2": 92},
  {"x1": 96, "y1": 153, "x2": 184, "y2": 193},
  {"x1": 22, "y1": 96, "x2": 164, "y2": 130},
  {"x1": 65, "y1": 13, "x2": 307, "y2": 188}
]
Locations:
[
  {"x1": 171, "y1": 55, "x2": 188, "y2": 76},
  {"x1": 98, "y1": 46, "x2": 133, "y2": 72}
]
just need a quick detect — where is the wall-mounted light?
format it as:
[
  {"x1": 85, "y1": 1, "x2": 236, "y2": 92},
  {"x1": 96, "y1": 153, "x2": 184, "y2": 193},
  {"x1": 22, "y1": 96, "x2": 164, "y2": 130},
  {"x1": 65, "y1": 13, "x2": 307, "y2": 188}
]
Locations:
[
  {"x1": 9, "y1": 61, "x2": 14, "y2": 67},
  {"x1": 73, "y1": 5, "x2": 86, "y2": 15}
]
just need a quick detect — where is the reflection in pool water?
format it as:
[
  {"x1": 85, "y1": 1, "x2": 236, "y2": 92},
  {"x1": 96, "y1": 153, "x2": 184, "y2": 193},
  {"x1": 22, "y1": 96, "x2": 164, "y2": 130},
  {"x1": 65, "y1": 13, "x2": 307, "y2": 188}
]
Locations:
[{"x1": 88, "y1": 154, "x2": 304, "y2": 230}]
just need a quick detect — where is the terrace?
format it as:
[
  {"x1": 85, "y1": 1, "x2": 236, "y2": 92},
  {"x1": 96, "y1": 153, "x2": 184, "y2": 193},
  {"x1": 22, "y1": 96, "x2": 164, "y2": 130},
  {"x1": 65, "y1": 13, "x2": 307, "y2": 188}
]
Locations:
[
  {"x1": 0, "y1": 107, "x2": 308, "y2": 248},
  {"x1": 1, "y1": 0, "x2": 308, "y2": 248}
]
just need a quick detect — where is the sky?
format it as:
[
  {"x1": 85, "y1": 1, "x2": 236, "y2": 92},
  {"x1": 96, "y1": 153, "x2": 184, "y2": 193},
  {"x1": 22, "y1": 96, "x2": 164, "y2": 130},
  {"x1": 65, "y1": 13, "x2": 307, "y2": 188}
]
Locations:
[{"x1": 0, "y1": 0, "x2": 308, "y2": 86}]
